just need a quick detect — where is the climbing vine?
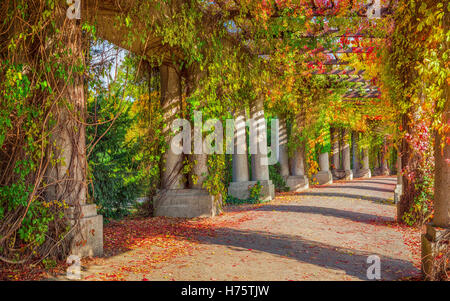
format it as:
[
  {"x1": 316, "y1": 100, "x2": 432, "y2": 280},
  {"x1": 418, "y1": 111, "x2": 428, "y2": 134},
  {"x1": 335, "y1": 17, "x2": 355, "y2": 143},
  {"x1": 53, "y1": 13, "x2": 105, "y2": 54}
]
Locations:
[{"x1": 1, "y1": 1, "x2": 448, "y2": 276}]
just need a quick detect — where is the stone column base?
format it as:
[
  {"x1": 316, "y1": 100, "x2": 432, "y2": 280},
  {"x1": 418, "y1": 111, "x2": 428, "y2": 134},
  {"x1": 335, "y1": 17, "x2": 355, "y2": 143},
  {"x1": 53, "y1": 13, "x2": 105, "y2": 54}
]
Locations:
[
  {"x1": 68, "y1": 204, "x2": 103, "y2": 258},
  {"x1": 331, "y1": 169, "x2": 341, "y2": 180},
  {"x1": 373, "y1": 168, "x2": 390, "y2": 176},
  {"x1": 228, "y1": 180, "x2": 275, "y2": 202},
  {"x1": 331, "y1": 169, "x2": 352, "y2": 180},
  {"x1": 421, "y1": 223, "x2": 449, "y2": 280},
  {"x1": 285, "y1": 175, "x2": 309, "y2": 192},
  {"x1": 357, "y1": 168, "x2": 371, "y2": 178},
  {"x1": 154, "y1": 189, "x2": 220, "y2": 218},
  {"x1": 313, "y1": 171, "x2": 333, "y2": 185},
  {"x1": 344, "y1": 169, "x2": 353, "y2": 180},
  {"x1": 394, "y1": 184, "x2": 402, "y2": 204},
  {"x1": 381, "y1": 168, "x2": 391, "y2": 176}
]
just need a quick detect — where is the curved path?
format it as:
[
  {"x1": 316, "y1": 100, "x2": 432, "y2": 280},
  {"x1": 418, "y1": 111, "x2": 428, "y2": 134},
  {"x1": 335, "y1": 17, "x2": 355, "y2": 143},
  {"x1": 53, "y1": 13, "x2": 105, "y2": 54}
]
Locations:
[{"x1": 63, "y1": 176, "x2": 421, "y2": 281}]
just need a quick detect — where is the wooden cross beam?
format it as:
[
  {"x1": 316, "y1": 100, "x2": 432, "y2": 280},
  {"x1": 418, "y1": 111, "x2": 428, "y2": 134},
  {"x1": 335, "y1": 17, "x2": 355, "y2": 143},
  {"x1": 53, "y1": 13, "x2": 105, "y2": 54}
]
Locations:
[
  {"x1": 342, "y1": 91, "x2": 381, "y2": 98},
  {"x1": 312, "y1": 47, "x2": 374, "y2": 54},
  {"x1": 312, "y1": 69, "x2": 366, "y2": 76}
]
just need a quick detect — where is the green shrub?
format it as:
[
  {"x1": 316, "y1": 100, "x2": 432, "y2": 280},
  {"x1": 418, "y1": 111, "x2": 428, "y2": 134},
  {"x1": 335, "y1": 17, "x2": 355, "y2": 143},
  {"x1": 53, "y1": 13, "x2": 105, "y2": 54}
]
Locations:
[{"x1": 87, "y1": 93, "x2": 144, "y2": 219}]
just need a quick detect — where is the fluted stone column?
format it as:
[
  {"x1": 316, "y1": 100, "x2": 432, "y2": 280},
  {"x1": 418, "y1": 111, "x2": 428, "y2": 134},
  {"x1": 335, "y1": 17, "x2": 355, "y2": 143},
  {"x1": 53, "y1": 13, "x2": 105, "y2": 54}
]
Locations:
[
  {"x1": 160, "y1": 65, "x2": 185, "y2": 190},
  {"x1": 290, "y1": 148, "x2": 306, "y2": 176},
  {"x1": 45, "y1": 16, "x2": 102, "y2": 257},
  {"x1": 422, "y1": 100, "x2": 449, "y2": 279},
  {"x1": 189, "y1": 109, "x2": 209, "y2": 190},
  {"x1": 351, "y1": 131, "x2": 359, "y2": 175},
  {"x1": 189, "y1": 154, "x2": 208, "y2": 189},
  {"x1": 314, "y1": 152, "x2": 333, "y2": 185},
  {"x1": 358, "y1": 148, "x2": 371, "y2": 178},
  {"x1": 319, "y1": 152, "x2": 330, "y2": 171},
  {"x1": 277, "y1": 118, "x2": 308, "y2": 192},
  {"x1": 250, "y1": 98, "x2": 270, "y2": 181},
  {"x1": 228, "y1": 104, "x2": 274, "y2": 201},
  {"x1": 286, "y1": 144, "x2": 309, "y2": 191},
  {"x1": 189, "y1": 152, "x2": 220, "y2": 217},
  {"x1": 228, "y1": 110, "x2": 252, "y2": 199},
  {"x1": 155, "y1": 66, "x2": 216, "y2": 218},
  {"x1": 394, "y1": 150, "x2": 403, "y2": 204},
  {"x1": 433, "y1": 122, "x2": 449, "y2": 228},
  {"x1": 232, "y1": 112, "x2": 250, "y2": 182},
  {"x1": 380, "y1": 138, "x2": 390, "y2": 176},
  {"x1": 331, "y1": 128, "x2": 340, "y2": 176},
  {"x1": 278, "y1": 119, "x2": 290, "y2": 178},
  {"x1": 342, "y1": 129, "x2": 353, "y2": 180},
  {"x1": 249, "y1": 97, "x2": 274, "y2": 200}
]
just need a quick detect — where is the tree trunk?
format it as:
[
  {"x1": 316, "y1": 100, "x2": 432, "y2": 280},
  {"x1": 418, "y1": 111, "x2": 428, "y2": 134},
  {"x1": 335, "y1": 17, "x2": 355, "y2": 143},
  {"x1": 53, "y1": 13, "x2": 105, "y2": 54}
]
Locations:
[
  {"x1": 398, "y1": 113, "x2": 421, "y2": 223},
  {"x1": 433, "y1": 83, "x2": 450, "y2": 227},
  {"x1": 45, "y1": 17, "x2": 87, "y2": 207}
]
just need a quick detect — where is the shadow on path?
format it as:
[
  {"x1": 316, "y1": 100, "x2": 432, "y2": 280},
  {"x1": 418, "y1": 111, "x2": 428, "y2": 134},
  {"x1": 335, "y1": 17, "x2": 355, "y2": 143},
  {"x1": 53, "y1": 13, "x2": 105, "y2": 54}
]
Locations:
[
  {"x1": 254, "y1": 205, "x2": 394, "y2": 224},
  {"x1": 299, "y1": 192, "x2": 394, "y2": 204},
  {"x1": 316, "y1": 185, "x2": 394, "y2": 193},
  {"x1": 346, "y1": 180, "x2": 397, "y2": 186},
  {"x1": 198, "y1": 227, "x2": 418, "y2": 280}
]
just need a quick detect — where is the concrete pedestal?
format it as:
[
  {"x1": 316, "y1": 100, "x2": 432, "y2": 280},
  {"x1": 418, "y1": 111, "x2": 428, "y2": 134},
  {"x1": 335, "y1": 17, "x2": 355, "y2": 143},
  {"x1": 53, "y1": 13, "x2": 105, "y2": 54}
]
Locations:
[
  {"x1": 68, "y1": 204, "x2": 103, "y2": 257},
  {"x1": 332, "y1": 169, "x2": 341, "y2": 180},
  {"x1": 421, "y1": 223, "x2": 449, "y2": 280},
  {"x1": 344, "y1": 169, "x2": 353, "y2": 180},
  {"x1": 228, "y1": 180, "x2": 275, "y2": 202},
  {"x1": 357, "y1": 168, "x2": 372, "y2": 178},
  {"x1": 394, "y1": 184, "x2": 403, "y2": 204},
  {"x1": 314, "y1": 171, "x2": 333, "y2": 185},
  {"x1": 285, "y1": 175, "x2": 309, "y2": 192},
  {"x1": 154, "y1": 189, "x2": 219, "y2": 218},
  {"x1": 332, "y1": 169, "x2": 353, "y2": 180}
]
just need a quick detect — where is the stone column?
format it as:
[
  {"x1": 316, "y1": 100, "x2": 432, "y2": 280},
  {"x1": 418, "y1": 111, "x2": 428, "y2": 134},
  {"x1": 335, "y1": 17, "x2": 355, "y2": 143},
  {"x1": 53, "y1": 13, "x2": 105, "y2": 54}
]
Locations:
[
  {"x1": 189, "y1": 108, "x2": 209, "y2": 190},
  {"x1": 342, "y1": 129, "x2": 353, "y2": 180},
  {"x1": 319, "y1": 152, "x2": 330, "y2": 171},
  {"x1": 380, "y1": 137, "x2": 390, "y2": 176},
  {"x1": 232, "y1": 112, "x2": 250, "y2": 182},
  {"x1": 250, "y1": 98, "x2": 270, "y2": 181},
  {"x1": 228, "y1": 110, "x2": 252, "y2": 199},
  {"x1": 358, "y1": 148, "x2": 372, "y2": 178},
  {"x1": 314, "y1": 152, "x2": 333, "y2": 185},
  {"x1": 46, "y1": 14, "x2": 102, "y2": 257},
  {"x1": 286, "y1": 143, "x2": 309, "y2": 191},
  {"x1": 290, "y1": 148, "x2": 306, "y2": 176},
  {"x1": 189, "y1": 154, "x2": 208, "y2": 189},
  {"x1": 422, "y1": 99, "x2": 449, "y2": 279},
  {"x1": 394, "y1": 150, "x2": 403, "y2": 204},
  {"x1": 249, "y1": 97, "x2": 274, "y2": 201},
  {"x1": 155, "y1": 66, "x2": 216, "y2": 218},
  {"x1": 278, "y1": 119, "x2": 290, "y2": 178},
  {"x1": 331, "y1": 128, "x2": 340, "y2": 176},
  {"x1": 351, "y1": 131, "x2": 359, "y2": 175},
  {"x1": 433, "y1": 130, "x2": 449, "y2": 228},
  {"x1": 159, "y1": 64, "x2": 185, "y2": 190},
  {"x1": 228, "y1": 106, "x2": 274, "y2": 201}
]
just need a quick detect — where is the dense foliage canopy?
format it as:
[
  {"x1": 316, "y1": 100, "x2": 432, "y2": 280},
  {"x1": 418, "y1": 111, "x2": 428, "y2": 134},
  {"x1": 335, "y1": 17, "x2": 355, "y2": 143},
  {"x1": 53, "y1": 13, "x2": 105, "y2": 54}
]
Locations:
[{"x1": 0, "y1": 0, "x2": 448, "y2": 269}]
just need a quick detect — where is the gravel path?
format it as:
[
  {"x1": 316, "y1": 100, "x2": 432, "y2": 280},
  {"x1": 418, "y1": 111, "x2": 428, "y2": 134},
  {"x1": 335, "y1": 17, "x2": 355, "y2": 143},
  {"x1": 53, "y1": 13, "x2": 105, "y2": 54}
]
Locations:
[{"x1": 66, "y1": 176, "x2": 421, "y2": 281}]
